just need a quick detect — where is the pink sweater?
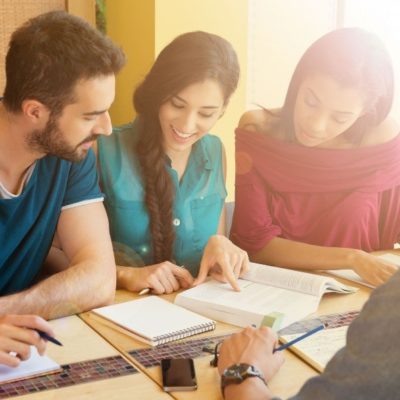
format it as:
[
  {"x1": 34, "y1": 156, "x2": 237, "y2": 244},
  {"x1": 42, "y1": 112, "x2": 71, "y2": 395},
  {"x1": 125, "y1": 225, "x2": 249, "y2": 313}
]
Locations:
[{"x1": 231, "y1": 128, "x2": 400, "y2": 253}]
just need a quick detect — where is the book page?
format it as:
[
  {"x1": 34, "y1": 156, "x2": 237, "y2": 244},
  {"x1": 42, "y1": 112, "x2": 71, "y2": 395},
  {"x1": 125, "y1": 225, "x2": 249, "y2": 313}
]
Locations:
[
  {"x1": 376, "y1": 253, "x2": 400, "y2": 266},
  {"x1": 0, "y1": 346, "x2": 61, "y2": 384},
  {"x1": 280, "y1": 326, "x2": 347, "y2": 372},
  {"x1": 327, "y1": 270, "x2": 376, "y2": 289},
  {"x1": 176, "y1": 279, "x2": 320, "y2": 329},
  {"x1": 243, "y1": 262, "x2": 355, "y2": 296}
]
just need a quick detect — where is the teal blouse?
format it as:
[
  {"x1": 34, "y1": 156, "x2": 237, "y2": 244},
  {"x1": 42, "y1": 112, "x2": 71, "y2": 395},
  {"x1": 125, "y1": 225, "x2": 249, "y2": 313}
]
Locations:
[{"x1": 98, "y1": 121, "x2": 227, "y2": 275}]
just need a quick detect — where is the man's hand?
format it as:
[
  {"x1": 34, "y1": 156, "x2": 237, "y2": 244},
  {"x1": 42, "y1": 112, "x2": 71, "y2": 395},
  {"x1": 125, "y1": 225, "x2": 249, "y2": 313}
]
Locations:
[
  {"x1": 0, "y1": 315, "x2": 54, "y2": 367},
  {"x1": 218, "y1": 326, "x2": 284, "y2": 382},
  {"x1": 193, "y1": 235, "x2": 250, "y2": 291}
]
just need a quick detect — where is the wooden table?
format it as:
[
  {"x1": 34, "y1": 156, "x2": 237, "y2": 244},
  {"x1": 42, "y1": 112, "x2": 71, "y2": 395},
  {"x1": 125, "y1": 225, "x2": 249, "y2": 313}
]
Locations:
[
  {"x1": 81, "y1": 279, "x2": 372, "y2": 400},
  {"x1": 81, "y1": 291, "x2": 240, "y2": 400},
  {"x1": 10, "y1": 315, "x2": 172, "y2": 400}
]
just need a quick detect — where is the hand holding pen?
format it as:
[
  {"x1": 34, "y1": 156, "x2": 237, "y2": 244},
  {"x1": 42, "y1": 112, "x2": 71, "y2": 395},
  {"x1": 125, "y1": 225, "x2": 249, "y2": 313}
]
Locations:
[
  {"x1": 218, "y1": 326, "x2": 285, "y2": 383},
  {"x1": 0, "y1": 315, "x2": 61, "y2": 368},
  {"x1": 274, "y1": 324, "x2": 325, "y2": 353}
]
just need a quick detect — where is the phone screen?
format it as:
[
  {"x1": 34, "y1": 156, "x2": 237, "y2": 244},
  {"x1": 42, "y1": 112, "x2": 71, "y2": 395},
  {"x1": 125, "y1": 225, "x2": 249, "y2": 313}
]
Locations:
[{"x1": 161, "y1": 358, "x2": 197, "y2": 391}]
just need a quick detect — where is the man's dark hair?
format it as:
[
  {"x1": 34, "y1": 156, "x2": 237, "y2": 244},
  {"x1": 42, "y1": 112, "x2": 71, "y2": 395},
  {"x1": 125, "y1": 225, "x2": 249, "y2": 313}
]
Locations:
[{"x1": 3, "y1": 10, "x2": 125, "y2": 115}]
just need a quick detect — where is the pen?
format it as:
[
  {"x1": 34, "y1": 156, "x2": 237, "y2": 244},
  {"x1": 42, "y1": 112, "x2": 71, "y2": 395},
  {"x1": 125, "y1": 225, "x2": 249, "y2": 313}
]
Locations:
[
  {"x1": 274, "y1": 324, "x2": 325, "y2": 353},
  {"x1": 36, "y1": 330, "x2": 63, "y2": 346}
]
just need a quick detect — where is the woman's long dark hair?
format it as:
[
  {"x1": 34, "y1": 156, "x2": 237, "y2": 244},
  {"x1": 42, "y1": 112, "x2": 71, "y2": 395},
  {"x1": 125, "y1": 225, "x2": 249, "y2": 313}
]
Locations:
[
  {"x1": 280, "y1": 27, "x2": 394, "y2": 143},
  {"x1": 133, "y1": 31, "x2": 240, "y2": 263}
]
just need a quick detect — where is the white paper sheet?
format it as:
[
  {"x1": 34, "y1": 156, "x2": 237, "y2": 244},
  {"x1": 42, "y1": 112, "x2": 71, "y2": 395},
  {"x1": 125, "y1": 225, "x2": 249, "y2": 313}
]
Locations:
[{"x1": 0, "y1": 346, "x2": 60, "y2": 384}]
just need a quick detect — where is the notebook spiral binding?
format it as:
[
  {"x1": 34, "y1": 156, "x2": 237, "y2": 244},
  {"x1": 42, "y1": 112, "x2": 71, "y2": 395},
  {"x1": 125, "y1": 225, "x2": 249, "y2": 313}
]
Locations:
[{"x1": 154, "y1": 321, "x2": 216, "y2": 345}]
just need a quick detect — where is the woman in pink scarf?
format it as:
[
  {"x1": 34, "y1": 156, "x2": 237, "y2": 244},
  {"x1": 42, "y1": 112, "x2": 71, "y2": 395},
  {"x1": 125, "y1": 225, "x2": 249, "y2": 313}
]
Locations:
[{"x1": 231, "y1": 28, "x2": 400, "y2": 287}]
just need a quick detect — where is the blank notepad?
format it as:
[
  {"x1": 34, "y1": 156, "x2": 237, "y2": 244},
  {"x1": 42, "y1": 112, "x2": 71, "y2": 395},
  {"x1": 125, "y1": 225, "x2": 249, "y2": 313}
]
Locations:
[
  {"x1": 92, "y1": 296, "x2": 216, "y2": 346},
  {"x1": 0, "y1": 346, "x2": 61, "y2": 384}
]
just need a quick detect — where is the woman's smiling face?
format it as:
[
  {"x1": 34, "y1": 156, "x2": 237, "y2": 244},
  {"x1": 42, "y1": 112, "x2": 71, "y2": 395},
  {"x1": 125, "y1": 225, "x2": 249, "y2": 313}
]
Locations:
[{"x1": 158, "y1": 79, "x2": 225, "y2": 156}]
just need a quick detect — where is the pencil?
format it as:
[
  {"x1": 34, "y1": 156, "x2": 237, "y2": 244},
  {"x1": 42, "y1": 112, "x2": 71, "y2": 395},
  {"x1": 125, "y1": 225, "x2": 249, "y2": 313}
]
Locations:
[{"x1": 274, "y1": 324, "x2": 325, "y2": 353}]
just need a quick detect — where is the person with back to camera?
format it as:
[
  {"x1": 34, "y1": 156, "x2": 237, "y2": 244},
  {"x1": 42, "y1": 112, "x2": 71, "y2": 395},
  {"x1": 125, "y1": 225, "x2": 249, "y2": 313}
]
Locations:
[
  {"x1": 231, "y1": 27, "x2": 400, "y2": 287},
  {"x1": 218, "y1": 265, "x2": 400, "y2": 399},
  {"x1": 97, "y1": 31, "x2": 249, "y2": 294}
]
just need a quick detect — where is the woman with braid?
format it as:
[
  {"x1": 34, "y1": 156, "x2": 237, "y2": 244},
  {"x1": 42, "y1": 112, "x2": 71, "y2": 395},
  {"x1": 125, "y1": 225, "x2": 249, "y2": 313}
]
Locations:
[{"x1": 98, "y1": 31, "x2": 249, "y2": 294}]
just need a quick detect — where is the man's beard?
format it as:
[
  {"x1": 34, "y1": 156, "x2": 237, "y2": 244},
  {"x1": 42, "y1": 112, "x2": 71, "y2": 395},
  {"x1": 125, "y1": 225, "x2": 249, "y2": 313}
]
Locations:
[{"x1": 27, "y1": 115, "x2": 98, "y2": 162}]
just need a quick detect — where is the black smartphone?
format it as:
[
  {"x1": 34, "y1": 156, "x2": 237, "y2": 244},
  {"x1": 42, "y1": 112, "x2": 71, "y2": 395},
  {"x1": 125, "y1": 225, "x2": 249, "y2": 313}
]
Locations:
[{"x1": 161, "y1": 358, "x2": 197, "y2": 391}]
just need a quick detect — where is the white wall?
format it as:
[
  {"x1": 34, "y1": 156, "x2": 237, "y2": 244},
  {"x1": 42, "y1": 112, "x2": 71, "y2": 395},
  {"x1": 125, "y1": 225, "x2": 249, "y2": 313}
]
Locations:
[
  {"x1": 247, "y1": 0, "x2": 337, "y2": 109},
  {"x1": 343, "y1": 0, "x2": 400, "y2": 119},
  {"x1": 248, "y1": 0, "x2": 400, "y2": 122}
]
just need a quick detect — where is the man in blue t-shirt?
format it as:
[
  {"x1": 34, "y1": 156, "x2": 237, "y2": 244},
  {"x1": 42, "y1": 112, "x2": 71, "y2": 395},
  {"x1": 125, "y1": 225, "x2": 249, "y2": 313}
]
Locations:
[{"x1": 0, "y1": 11, "x2": 125, "y2": 319}]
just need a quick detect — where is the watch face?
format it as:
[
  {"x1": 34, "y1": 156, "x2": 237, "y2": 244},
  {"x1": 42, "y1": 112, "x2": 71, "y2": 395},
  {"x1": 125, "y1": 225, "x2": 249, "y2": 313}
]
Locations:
[
  {"x1": 234, "y1": 363, "x2": 250, "y2": 376},
  {"x1": 224, "y1": 363, "x2": 252, "y2": 379},
  {"x1": 222, "y1": 363, "x2": 266, "y2": 394}
]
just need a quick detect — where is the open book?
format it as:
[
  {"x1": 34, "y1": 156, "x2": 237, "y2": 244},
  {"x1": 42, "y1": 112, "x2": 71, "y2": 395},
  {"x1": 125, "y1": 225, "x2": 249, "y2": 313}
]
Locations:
[
  {"x1": 0, "y1": 346, "x2": 61, "y2": 385},
  {"x1": 91, "y1": 296, "x2": 216, "y2": 346},
  {"x1": 175, "y1": 262, "x2": 356, "y2": 331},
  {"x1": 327, "y1": 253, "x2": 400, "y2": 289},
  {"x1": 278, "y1": 310, "x2": 359, "y2": 372}
]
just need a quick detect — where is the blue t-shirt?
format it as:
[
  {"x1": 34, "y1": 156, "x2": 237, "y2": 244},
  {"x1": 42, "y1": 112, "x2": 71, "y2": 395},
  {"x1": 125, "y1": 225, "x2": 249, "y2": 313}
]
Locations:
[
  {"x1": 98, "y1": 122, "x2": 227, "y2": 275},
  {"x1": 0, "y1": 150, "x2": 102, "y2": 295}
]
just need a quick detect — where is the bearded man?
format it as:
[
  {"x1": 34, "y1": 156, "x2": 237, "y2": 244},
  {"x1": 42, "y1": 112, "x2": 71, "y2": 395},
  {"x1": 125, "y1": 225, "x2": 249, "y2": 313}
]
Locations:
[{"x1": 0, "y1": 11, "x2": 125, "y2": 319}]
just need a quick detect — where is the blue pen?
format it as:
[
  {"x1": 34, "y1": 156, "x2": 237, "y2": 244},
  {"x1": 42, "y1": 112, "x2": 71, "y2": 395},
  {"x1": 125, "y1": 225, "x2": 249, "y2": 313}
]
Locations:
[
  {"x1": 274, "y1": 324, "x2": 325, "y2": 353},
  {"x1": 36, "y1": 330, "x2": 63, "y2": 346}
]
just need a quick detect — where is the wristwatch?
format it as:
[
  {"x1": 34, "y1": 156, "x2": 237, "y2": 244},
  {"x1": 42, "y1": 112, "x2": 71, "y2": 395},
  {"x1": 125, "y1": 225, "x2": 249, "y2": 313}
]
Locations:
[{"x1": 221, "y1": 363, "x2": 266, "y2": 397}]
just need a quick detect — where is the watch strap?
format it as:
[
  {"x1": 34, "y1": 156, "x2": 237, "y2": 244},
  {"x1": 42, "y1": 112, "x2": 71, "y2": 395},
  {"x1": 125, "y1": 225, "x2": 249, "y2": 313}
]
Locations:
[{"x1": 221, "y1": 363, "x2": 267, "y2": 398}]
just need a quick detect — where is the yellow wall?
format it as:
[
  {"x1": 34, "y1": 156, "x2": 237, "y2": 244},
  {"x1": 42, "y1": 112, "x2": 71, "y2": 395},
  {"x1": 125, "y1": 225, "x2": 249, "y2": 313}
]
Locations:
[
  {"x1": 67, "y1": 0, "x2": 96, "y2": 26},
  {"x1": 106, "y1": 0, "x2": 248, "y2": 199},
  {"x1": 105, "y1": 0, "x2": 155, "y2": 125}
]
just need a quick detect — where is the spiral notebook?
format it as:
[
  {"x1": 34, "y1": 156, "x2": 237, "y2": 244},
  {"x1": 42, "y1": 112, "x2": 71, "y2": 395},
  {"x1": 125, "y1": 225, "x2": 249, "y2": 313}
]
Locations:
[{"x1": 91, "y1": 296, "x2": 216, "y2": 346}]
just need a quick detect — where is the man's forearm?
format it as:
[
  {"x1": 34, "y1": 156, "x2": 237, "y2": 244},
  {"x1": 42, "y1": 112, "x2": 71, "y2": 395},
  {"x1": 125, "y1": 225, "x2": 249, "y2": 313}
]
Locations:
[{"x1": 0, "y1": 259, "x2": 116, "y2": 319}]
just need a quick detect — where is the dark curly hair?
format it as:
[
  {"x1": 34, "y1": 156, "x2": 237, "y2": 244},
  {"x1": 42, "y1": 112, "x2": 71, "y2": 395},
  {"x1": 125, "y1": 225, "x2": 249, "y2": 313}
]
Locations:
[{"x1": 4, "y1": 10, "x2": 125, "y2": 116}]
